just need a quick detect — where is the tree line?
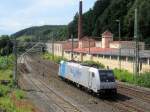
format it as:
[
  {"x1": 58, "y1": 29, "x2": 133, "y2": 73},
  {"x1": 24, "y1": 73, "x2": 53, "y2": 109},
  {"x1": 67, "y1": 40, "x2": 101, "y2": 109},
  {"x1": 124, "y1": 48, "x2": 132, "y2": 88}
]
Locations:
[
  {"x1": 68, "y1": 0, "x2": 150, "y2": 44},
  {"x1": 13, "y1": 25, "x2": 68, "y2": 42},
  {"x1": 2, "y1": 0, "x2": 150, "y2": 47},
  {"x1": 0, "y1": 35, "x2": 13, "y2": 56}
]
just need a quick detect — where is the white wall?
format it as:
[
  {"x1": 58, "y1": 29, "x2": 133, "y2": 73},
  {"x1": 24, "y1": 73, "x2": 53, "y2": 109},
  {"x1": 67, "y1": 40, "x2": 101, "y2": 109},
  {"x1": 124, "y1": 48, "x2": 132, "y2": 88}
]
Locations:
[{"x1": 95, "y1": 41, "x2": 102, "y2": 48}]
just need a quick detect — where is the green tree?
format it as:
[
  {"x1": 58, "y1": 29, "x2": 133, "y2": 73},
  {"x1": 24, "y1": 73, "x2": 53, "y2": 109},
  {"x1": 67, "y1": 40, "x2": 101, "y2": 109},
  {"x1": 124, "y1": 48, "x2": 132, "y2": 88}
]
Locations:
[
  {"x1": 0, "y1": 35, "x2": 13, "y2": 56},
  {"x1": 68, "y1": 0, "x2": 150, "y2": 43}
]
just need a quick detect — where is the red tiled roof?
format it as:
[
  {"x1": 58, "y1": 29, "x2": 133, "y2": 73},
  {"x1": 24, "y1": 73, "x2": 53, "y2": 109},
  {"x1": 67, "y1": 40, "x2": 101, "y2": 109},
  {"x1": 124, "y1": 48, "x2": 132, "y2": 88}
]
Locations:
[
  {"x1": 66, "y1": 47, "x2": 116, "y2": 53},
  {"x1": 102, "y1": 31, "x2": 113, "y2": 37}
]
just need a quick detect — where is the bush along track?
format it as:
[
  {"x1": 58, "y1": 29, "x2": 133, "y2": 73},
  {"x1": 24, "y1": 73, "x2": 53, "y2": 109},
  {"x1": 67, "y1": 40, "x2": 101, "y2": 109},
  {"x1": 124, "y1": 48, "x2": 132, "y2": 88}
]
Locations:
[
  {"x1": 114, "y1": 69, "x2": 150, "y2": 88},
  {"x1": 42, "y1": 52, "x2": 67, "y2": 64},
  {"x1": 0, "y1": 55, "x2": 37, "y2": 112},
  {"x1": 42, "y1": 53, "x2": 150, "y2": 88}
]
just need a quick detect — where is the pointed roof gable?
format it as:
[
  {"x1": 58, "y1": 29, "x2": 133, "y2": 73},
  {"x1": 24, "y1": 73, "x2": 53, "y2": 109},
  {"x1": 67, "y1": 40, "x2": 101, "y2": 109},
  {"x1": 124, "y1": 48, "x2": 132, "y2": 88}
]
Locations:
[{"x1": 102, "y1": 30, "x2": 113, "y2": 37}]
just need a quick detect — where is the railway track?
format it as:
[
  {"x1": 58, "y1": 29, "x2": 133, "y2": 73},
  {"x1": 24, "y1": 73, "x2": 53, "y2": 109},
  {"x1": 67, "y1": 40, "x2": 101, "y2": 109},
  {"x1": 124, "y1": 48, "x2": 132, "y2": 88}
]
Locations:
[
  {"x1": 117, "y1": 84, "x2": 150, "y2": 104},
  {"x1": 27, "y1": 75, "x2": 82, "y2": 112},
  {"x1": 25, "y1": 57, "x2": 147, "y2": 112},
  {"x1": 18, "y1": 63, "x2": 87, "y2": 112},
  {"x1": 18, "y1": 55, "x2": 150, "y2": 112},
  {"x1": 118, "y1": 83, "x2": 150, "y2": 96}
]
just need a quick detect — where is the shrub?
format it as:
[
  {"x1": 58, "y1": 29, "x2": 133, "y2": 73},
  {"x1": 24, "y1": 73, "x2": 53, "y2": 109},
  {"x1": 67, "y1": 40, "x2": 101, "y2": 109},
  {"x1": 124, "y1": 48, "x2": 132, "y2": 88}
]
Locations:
[
  {"x1": 0, "y1": 96, "x2": 32, "y2": 112},
  {"x1": 0, "y1": 97, "x2": 16, "y2": 112},
  {"x1": 0, "y1": 55, "x2": 33, "y2": 112},
  {"x1": 0, "y1": 85, "x2": 10, "y2": 97},
  {"x1": 134, "y1": 72, "x2": 150, "y2": 88},
  {"x1": 82, "y1": 61, "x2": 105, "y2": 69},
  {"x1": 114, "y1": 69, "x2": 150, "y2": 88},
  {"x1": 43, "y1": 53, "x2": 67, "y2": 64},
  {"x1": 14, "y1": 90, "x2": 25, "y2": 100},
  {"x1": 114, "y1": 69, "x2": 133, "y2": 83},
  {"x1": 0, "y1": 55, "x2": 14, "y2": 70}
]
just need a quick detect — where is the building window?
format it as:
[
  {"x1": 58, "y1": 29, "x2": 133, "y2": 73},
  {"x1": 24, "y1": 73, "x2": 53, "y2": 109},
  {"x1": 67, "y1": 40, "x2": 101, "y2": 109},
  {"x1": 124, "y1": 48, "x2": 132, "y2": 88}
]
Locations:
[
  {"x1": 111, "y1": 55, "x2": 117, "y2": 60},
  {"x1": 128, "y1": 57, "x2": 134, "y2": 62},
  {"x1": 120, "y1": 56, "x2": 126, "y2": 61},
  {"x1": 98, "y1": 54, "x2": 103, "y2": 58},
  {"x1": 93, "y1": 54, "x2": 97, "y2": 57},
  {"x1": 104, "y1": 55, "x2": 110, "y2": 59},
  {"x1": 83, "y1": 53, "x2": 86, "y2": 56},
  {"x1": 140, "y1": 58, "x2": 148, "y2": 64},
  {"x1": 92, "y1": 73, "x2": 95, "y2": 78}
]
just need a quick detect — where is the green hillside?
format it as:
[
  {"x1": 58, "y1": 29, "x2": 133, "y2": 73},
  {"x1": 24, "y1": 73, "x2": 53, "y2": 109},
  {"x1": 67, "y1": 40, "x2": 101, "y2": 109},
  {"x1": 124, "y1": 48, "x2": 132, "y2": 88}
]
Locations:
[
  {"x1": 12, "y1": 0, "x2": 150, "y2": 43},
  {"x1": 13, "y1": 25, "x2": 68, "y2": 42},
  {"x1": 68, "y1": 0, "x2": 150, "y2": 43}
]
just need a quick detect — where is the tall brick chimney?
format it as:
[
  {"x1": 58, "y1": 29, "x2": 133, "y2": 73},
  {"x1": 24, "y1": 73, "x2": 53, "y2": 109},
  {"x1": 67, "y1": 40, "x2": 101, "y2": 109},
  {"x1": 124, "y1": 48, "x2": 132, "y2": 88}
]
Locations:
[{"x1": 78, "y1": 0, "x2": 83, "y2": 40}]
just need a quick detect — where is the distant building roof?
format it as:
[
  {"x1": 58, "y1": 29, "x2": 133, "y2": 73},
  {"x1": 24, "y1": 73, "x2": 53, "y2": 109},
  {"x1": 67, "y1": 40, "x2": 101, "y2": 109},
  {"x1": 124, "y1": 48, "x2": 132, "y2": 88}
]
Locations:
[
  {"x1": 65, "y1": 47, "x2": 150, "y2": 58},
  {"x1": 79, "y1": 36, "x2": 96, "y2": 41},
  {"x1": 67, "y1": 38, "x2": 79, "y2": 42}
]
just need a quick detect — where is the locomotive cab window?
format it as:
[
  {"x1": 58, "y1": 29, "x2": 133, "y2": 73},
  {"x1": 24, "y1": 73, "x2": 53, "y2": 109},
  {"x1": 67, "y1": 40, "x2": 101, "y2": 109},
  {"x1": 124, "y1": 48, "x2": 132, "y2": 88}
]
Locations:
[{"x1": 99, "y1": 70, "x2": 115, "y2": 82}]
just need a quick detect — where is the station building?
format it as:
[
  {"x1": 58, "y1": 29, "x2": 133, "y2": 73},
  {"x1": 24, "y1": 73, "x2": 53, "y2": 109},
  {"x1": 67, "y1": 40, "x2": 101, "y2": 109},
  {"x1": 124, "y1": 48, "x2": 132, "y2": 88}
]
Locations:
[
  {"x1": 46, "y1": 0, "x2": 149, "y2": 73},
  {"x1": 45, "y1": 30, "x2": 150, "y2": 73},
  {"x1": 46, "y1": 39, "x2": 78, "y2": 57},
  {"x1": 64, "y1": 31, "x2": 149, "y2": 73}
]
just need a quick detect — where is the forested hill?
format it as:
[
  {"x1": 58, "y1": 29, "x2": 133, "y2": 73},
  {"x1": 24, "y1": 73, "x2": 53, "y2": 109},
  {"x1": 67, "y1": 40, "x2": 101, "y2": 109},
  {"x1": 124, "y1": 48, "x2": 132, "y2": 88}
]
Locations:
[
  {"x1": 68, "y1": 0, "x2": 150, "y2": 43},
  {"x1": 13, "y1": 25, "x2": 68, "y2": 42}
]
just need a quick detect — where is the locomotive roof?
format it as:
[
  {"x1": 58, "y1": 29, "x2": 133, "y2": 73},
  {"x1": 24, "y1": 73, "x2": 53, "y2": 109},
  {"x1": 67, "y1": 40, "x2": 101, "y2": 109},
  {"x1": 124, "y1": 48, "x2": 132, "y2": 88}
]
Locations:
[{"x1": 63, "y1": 61, "x2": 112, "y2": 71}]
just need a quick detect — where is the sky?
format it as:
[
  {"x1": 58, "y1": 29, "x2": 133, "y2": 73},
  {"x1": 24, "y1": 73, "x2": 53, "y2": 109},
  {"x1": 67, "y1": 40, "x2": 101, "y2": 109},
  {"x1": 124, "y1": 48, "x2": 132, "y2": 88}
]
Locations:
[{"x1": 0, "y1": 0, "x2": 96, "y2": 35}]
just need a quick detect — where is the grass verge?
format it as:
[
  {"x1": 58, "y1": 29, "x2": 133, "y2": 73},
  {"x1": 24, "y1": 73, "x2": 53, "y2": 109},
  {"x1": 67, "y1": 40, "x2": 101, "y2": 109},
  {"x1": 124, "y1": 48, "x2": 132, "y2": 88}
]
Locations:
[
  {"x1": 82, "y1": 60, "x2": 105, "y2": 69},
  {"x1": 114, "y1": 69, "x2": 150, "y2": 88},
  {"x1": 42, "y1": 52, "x2": 67, "y2": 63},
  {"x1": 0, "y1": 55, "x2": 36, "y2": 112}
]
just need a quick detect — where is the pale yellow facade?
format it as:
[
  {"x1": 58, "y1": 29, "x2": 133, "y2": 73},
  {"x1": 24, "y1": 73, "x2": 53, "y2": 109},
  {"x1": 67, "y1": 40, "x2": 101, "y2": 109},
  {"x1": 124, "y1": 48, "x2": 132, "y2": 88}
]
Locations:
[
  {"x1": 64, "y1": 52, "x2": 150, "y2": 73},
  {"x1": 110, "y1": 42, "x2": 145, "y2": 50}
]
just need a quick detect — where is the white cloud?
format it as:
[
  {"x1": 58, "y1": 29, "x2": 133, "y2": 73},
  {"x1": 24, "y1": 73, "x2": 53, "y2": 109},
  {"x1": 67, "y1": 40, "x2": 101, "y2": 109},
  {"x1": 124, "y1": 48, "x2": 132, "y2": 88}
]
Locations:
[
  {"x1": 0, "y1": 0, "x2": 95, "y2": 35},
  {"x1": 17, "y1": 0, "x2": 74, "y2": 16},
  {"x1": 0, "y1": 0, "x2": 76, "y2": 35}
]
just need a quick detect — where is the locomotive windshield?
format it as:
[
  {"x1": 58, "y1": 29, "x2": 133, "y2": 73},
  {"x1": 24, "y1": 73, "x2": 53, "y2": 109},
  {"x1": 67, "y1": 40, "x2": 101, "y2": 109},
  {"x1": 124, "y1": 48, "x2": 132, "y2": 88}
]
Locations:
[{"x1": 99, "y1": 70, "x2": 115, "y2": 82}]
